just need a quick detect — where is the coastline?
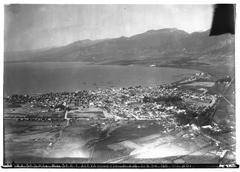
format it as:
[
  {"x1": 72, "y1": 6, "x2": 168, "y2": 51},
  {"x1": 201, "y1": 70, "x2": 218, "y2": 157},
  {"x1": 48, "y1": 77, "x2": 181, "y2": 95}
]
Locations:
[
  {"x1": 4, "y1": 62, "x2": 199, "y2": 97},
  {"x1": 3, "y1": 65, "x2": 235, "y2": 164}
]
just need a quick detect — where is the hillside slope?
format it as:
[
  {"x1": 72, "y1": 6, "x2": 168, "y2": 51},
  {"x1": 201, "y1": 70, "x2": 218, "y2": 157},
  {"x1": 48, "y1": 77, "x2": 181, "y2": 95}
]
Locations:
[{"x1": 5, "y1": 28, "x2": 234, "y2": 75}]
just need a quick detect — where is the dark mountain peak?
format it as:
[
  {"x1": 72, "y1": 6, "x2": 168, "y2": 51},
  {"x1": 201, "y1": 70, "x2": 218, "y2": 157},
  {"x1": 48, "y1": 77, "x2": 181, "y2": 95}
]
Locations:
[
  {"x1": 111, "y1": 36, "x2": 127, "y2": 41},
  {"x1": 67, "y1": 39, "x2": 92, "y2": 47},
  {"x1": 146, "y1": 28, "x2": 188, "y2": 34},
  {"x1": 130, "y1": 28, "x2": 189, "y2": 40}
]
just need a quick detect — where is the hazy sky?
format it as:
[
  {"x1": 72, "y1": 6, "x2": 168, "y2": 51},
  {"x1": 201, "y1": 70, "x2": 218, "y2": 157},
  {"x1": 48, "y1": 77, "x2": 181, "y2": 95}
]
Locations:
[{"x1": 5, "y1": 4, "x2": 213, "y2": 51}]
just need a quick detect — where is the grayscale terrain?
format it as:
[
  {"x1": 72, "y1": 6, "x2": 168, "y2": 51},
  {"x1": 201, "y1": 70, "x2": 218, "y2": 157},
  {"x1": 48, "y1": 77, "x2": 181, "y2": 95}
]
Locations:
[{"x1": 3, "y1": 4, "x2": 236, "y2": 167}]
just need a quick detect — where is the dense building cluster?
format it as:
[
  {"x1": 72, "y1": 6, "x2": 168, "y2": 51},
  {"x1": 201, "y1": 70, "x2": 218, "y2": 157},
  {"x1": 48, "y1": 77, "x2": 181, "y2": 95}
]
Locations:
[
  {"x1": 5, "y1": 72, "x2": 217, "y2": 127},
  {"x1": 5, "y1": 72, "x2": 236, "y2": 164}
]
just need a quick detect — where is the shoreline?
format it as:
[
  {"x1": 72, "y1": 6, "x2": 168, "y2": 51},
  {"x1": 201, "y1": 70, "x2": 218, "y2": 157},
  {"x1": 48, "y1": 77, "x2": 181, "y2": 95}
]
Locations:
[
  {"x1": 4, "y1": 62, "x2": 201, "y2": 97},
  {"x1": 3, "y1": 66, "x2": 235, "y2": 164},
  {"x1": 5, "y1": 59, "x2": 233, "y2": 78}
]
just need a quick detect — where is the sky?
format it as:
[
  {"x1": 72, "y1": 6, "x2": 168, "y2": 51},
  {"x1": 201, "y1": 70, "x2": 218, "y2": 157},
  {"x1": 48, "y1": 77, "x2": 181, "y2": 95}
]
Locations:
[{"x1": 4, "y1": 4, "x2": 213, "y2": 51}]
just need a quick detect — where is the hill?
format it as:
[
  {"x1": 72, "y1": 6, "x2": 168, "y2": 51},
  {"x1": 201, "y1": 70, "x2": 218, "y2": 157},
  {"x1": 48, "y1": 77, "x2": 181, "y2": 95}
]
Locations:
[{"x1": 5, "y1": 28, "x2": 234, "y2": 77}]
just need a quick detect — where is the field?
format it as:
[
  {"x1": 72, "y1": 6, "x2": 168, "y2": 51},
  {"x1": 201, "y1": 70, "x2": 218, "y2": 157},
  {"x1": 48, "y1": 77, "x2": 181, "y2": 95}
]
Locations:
[{"x1": 3, "y1": 65, "x2": 236, "y2": 165}]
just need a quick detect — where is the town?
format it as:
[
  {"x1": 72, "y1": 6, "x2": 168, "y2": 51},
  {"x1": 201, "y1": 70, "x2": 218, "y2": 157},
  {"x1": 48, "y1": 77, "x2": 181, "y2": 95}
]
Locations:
[
  {"x1": 4, "y1": 72, "x2": 236, "y2": 164},
  {"x1": 5, "y1": 72, "x2": 218, "y2": 123}
]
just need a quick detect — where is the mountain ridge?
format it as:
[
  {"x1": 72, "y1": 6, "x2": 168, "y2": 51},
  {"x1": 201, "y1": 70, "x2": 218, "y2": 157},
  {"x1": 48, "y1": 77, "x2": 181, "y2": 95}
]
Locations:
[{"x1": 5, "y1": 28, "x2": 234, "y2": 69}]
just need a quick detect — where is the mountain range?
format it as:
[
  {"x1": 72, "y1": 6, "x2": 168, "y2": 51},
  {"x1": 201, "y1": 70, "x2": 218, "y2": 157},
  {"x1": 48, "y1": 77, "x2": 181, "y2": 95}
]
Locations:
[{"x1": 5, "y1": 28, "x2": 234, "y2": 70}]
